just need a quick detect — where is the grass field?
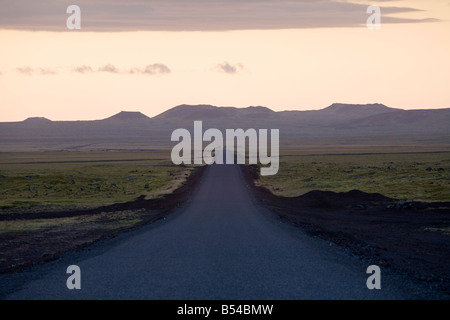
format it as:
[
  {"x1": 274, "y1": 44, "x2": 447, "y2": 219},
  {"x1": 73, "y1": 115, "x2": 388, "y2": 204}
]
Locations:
[
  {"x1": 2, "y1": 147, "x2": 449, "y2": 210},
  {"x1": 1, "y1": 147, "x2": 449, "y2": 236},
  {"x1": 257, "y1": 147, "x2": 450, "y2": 201},
  {"x1": 0, "y1": 150, "x2": 192, "y2": 210}
]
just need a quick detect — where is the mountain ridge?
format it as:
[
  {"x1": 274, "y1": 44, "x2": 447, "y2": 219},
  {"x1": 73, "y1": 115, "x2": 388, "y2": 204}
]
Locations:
[
  {"x1": 102, "y1": 111, "x2": 151, "y2": 122},
  {"x1": 1, "y1": 103, "x2": 449, "y2": 151},
  {"x1": 11, "y1": 103, "x2": 448, "y2": 123}
]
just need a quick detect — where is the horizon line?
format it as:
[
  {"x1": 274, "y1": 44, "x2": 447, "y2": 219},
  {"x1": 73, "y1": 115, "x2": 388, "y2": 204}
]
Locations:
[{"x1": 3, "y1": 102, "x2": 450, "y2": 123}]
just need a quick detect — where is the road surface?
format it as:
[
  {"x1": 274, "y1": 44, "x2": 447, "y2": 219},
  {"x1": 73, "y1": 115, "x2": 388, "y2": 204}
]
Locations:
[{"x1": 0, "y1": 164, "x2": 429, "y2": 299}]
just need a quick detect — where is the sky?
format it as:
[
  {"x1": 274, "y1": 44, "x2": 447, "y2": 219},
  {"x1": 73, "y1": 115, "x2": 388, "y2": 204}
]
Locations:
[{"x1": 0, "y1": 0, "x2": 449, "y2": 121}]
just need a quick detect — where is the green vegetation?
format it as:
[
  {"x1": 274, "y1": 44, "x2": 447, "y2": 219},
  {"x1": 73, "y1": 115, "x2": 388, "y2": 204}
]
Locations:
[
  {"x1": 1, "y1": 148, "x2": 449, "y2": 236},
  {"x1": 0, "y1": 150, "x2": 196, "y2": 236},
  {"x1": 0, "y1": 209, "x2": 146, "y2": 234},
  {"x1": 0, "y1": 150, "x2": 193, "y2": 209},
  {"x1": 425, "y1": 227, "x2": 450, "y2": 236},
  {"x1": 257, "y1": 150, "x2": 450, "y2": 201}
]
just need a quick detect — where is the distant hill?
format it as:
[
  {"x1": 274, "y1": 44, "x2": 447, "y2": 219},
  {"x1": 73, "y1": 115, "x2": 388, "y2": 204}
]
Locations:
[
  {"x1": 0, "y1": 103, "x2": 449, "y2": 150},
  {"x1": 102, "y1": 111, "x2": 151, "y2": 123},
  {"x1": 322, "y1": 103, "x2": 396, "y2": 114},
  {"x1": 22, "y1": 117, "x2": 52, "y2": 124},
  {"x1": 154, "y1": 104, "x2": 274, "y2": 122}
]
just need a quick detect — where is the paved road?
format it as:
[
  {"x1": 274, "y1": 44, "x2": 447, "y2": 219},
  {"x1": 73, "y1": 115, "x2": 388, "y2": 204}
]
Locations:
[{"x1": 0, "y1": 164, "x2": 429, "y2": 299}]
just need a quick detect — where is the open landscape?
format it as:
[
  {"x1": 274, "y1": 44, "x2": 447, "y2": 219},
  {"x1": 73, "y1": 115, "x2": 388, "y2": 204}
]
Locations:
[
  {"x1": 0, "y1": 135, "x2": 449, "y2": 295},
  {"x1": 0, "y1": 103, "x2": 449, "y2": 299},
  {"x1": 1, "y1": 0, "x2": 450, "y2": 305}
]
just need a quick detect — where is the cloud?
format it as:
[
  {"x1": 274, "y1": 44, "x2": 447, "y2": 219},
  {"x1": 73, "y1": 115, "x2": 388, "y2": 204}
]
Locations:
[
  {"x1": 13, "y1": 64, "x2": 171, "y2": 76},
  {"x1": 16, "y1": 67, "x2": 57, "y2": 75},
  {"x1": 38, "y1": 68, "x2": 56, "y2": 75},
  {"x1": 98, "y1": 64, "x2": 120, "y2": 73},
  {"x1": 72, "y1": 64, "x2": 171, "y2": 75},
  {"x1": 216, "y1": 62, "x2": 243, "y2": 75},
  {"x1": 73, "y1": 65, "x2": 94, "y2": 74},
  {"x1": 16, "y1": 67, "x2": 35, "y2": 75},
  {"x1": 0, "y1": 0, "x2": 439, "y2": 31},
  {"x1": 142, "y1": 64, "x2": 171, "y2": 74},
  {"x1": 129, "y1": 64, "x2": 171, "y2": 75}
]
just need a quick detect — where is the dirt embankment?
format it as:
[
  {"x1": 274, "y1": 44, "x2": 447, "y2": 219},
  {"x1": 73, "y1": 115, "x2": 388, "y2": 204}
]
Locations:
[
  {"x1": 242, "y1": 165, "x2": 450, "y2": 294},
  {"x1": 0, "y1": 166, "x2": 206, "y2": 274}
]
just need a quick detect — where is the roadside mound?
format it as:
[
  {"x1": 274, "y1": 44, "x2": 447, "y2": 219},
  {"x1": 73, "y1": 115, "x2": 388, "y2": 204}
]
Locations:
[{"x1": 293, "y1": 189, "x2": 393, "y2": 208}]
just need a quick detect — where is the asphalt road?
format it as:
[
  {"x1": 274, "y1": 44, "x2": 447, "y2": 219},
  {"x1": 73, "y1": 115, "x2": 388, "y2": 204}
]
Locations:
[{"x1": 0, "y1": 163, "x2": 430, "y2": 299}]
